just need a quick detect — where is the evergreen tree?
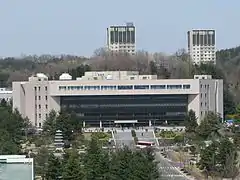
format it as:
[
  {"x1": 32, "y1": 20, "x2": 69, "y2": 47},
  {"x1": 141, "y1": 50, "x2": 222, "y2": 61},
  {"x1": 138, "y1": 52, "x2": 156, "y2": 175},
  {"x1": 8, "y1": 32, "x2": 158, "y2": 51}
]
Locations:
[
  {"x1": 217, "y1": 138, "x2": 238, "y2": 178},
  {"x1": 62, "y1": 150, "x2": 84, "y2": 180},
  {"x1": 198, "y1": 141, "x2": 219, "y2": 178},
  {"x1": 184, "y1": 109, "x2": 198, "y2": 133},
  {"x1": 84, "y1": 137, "x2": 110, "y2": 180},
  {"x1": 55, "y1": 110, "x2": 82, "y2": 141},
  {"x1": 35, "y1": 147, "x2": 49, "y2": 179},
  {"x1": 45, "y1": 153, "x2": 62, "y2": 180},
  {"x1": 42, "y1": 110, "x2": 57, "y2": 136},
  {"x1": 196, "y1": 112, "x2": 222, "y2": 140},
  {"x1": 233, "y1": 131, "x2": 240, "y2": 150}
]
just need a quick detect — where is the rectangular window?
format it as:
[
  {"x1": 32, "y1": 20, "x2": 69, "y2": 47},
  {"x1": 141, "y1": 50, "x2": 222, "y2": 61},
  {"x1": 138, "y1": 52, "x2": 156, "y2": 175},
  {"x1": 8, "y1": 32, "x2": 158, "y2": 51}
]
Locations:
[
  {"x1": 45, "y1": 86, "x2": 47, "y2": 91},
  {"x1": 183, "y1": 85, "x2": 191, "y2": 89},
  {"x1": 39, "y1": 105, "x2": 41, "y2": 109},
  {"x1": 46, "y1": 104, "x2": 48, "y2": 110},
  {"x1": 101, "y1": 86, "x2": 117, "y2": 90},
  {"x1": 119, "y1": 31, "x2": 123, "y2": 44},
  {"x1": 117, "y1": 85, "x2": 133, "y2": 90},
  {"x1": 150, "y1": 85, "x2": 166, "y2": 89},
  {"x1": 45, "y1": 96, "x2": 48, "y2": 101},
  {"x1": 167, "y1": 85, "x2": 182, "y2": 89},
  {"x1": 59, "y1": 86, "x2": 67, "y2": 90},
  {"x1": 39, "y1": 114, "x2": 41, "y2": 118},
  {"x1": 131, "y1": 30, "x2": 135, "y2": 43},
  {"x1": 84, "y1": 86, "x2": 100, "y2": 90},
  {"x1": 110, "y1": 30, "x2": 114, "y2": 44},
  {"x1": 134, "y1": 85, "x2": 149, "y2": 90},
  {"x1": 38, "y1": 96, "x2": 41, "y2": 100},
  {"x1": 39, "y1": 123, "x2": 41, "y2": 127},
  {"x1": 126, "y1": 29, "x2": 131, "y2": 43},
  {"x1": 38, "y1": 87, "x2": 41, "y2": 91},
  {"x1": 114, "y1": 31, "x2": 119, "y2": 43}
]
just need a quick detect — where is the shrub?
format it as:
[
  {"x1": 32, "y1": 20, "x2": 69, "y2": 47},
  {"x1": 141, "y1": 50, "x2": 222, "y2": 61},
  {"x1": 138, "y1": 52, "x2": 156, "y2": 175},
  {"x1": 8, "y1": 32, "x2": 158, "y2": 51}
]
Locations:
[{"x1": 131, "y1": 130, "x2": 136, "y2": 137}]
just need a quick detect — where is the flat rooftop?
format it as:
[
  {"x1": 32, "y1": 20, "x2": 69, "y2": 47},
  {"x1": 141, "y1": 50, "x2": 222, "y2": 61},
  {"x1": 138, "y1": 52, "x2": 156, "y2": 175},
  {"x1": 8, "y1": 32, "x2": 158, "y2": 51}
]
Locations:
[
  {"x1": 0, "y1": 163, "x2": 33, "y2": 180},
  {"x1": 0, "y1": 155, "x2": 33, "y2": 180}
]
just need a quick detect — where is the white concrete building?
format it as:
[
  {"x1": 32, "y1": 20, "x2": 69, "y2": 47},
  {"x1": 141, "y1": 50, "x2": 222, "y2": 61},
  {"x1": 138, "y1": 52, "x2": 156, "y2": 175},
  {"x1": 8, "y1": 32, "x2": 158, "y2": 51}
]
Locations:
[
  {"x1": 12, "y1": 71, "x2": 223, "y2": 128},
  {"x1": 107, "y1": 22, "x2": 136, "y2": 55},
  {"x1": 187, "y1": 29, "x2": 216, "y2": 65},
  {"x1": 0, "y1": 88, "x2": 12, "y2": 102}
]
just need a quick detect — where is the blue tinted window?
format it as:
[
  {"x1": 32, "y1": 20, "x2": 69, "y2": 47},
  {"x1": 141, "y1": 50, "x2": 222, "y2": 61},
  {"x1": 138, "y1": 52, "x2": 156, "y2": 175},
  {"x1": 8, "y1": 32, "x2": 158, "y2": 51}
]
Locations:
[
  {"x1": 117, "y1": 85, "x2": 133, "y2": 90},
  {"x1": 59, "y1": 86, "x2": 66, "y2": 90},
  {"x1": 77, "y1": 86, "x2": 83, "y2": 90},
  {"x1": 101, "y1": 86, "x2": 117, "y2": 90},
  {"x1": 167, "y1": 85, "x2": 182, "y2": 89},
  {"x1": 134, "y1": 85, "x2": 149, "y2": 89},
  {"x1": 183, "y1": 84, "x2": 191, "y2": 89},
  {"x1": 150, "y1": 85, "x2": 166, "y2": 89},
  {"x1": 84, "y1": 86, "x2": 100, "y2": 90}
]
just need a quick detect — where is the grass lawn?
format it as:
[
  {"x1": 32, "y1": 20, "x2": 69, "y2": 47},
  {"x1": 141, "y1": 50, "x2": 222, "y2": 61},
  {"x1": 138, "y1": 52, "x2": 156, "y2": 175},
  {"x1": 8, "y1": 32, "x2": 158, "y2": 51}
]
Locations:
[{"x1": 83, "y1": 132, "x2": 112, "y2": 141}]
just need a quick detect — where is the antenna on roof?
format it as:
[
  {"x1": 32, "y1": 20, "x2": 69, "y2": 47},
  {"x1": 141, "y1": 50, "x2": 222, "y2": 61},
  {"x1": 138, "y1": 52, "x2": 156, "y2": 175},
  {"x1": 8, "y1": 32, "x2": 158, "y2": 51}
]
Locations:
[{"x1": 126, "y1": 22, "x2": 134, "y2": 26}]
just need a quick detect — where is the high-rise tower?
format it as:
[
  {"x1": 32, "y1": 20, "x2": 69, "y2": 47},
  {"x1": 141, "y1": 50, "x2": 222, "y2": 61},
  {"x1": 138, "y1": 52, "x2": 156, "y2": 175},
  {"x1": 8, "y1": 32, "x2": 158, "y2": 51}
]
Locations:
[
  {"x1": 187, "y1": 29, "x2": 216, "y2": 64},
  {"x1": 107, "y1": 22, "x2": 136, "y2": 55}
]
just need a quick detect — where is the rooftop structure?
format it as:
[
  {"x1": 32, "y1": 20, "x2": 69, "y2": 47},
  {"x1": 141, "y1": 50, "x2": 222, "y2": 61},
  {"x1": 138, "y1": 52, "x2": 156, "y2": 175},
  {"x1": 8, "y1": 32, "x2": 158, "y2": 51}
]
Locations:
[
  {"x1": 0, "y1": 155, "x2": 34, "y2": 180},
  {"x1": 12, "y1": 71, "x2": 223, "y2": 127}
]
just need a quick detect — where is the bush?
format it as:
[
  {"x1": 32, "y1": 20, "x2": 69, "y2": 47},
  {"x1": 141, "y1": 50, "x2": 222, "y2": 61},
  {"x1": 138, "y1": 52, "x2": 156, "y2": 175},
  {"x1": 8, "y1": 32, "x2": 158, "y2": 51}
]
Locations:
[
  {"x1": 34, "y1": 138, "x2": 45, "y2": 147},
  {"x1": 134, "y1": 137, "x2": 138, "y2": 144},
  {"x1": 131, "y1": 130, "x2": 136, "y2": 137},
  {"x1": 173, "y1": 135, "x2": 184, "y2": 143},
  {"x1": 91, "y1": 132, "x2": 110, "y2": 140}
]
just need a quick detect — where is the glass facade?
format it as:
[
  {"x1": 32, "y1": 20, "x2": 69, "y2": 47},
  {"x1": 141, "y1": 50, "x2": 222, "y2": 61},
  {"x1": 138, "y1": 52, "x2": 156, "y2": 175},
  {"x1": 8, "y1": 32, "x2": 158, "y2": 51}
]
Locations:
[
  {"x1": 60, "y1": 94, "x2": 188, "y2": 127},
  {"x1": 58, "y1": 84, "x2": 191, "y2": 91}
]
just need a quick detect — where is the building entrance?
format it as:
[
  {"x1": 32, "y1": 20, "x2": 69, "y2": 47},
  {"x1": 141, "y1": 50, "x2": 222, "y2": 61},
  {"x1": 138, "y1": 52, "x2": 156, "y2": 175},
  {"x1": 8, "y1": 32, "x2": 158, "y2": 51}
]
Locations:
[{"x1": 114, "y1": 120, "x2": 138, "y2": 128}]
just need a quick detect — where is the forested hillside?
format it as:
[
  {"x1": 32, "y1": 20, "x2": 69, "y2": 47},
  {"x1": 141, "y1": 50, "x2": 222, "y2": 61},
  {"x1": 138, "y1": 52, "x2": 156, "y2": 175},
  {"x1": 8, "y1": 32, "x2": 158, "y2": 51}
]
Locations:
[{"x1": 1, "y1": 46, "x2": 240, "y2": 114}]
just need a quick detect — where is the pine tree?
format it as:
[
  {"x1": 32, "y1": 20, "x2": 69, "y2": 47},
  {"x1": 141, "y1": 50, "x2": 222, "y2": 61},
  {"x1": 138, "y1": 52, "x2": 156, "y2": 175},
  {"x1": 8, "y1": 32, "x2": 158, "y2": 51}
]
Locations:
[
  {"x1": 62, "y1": 150, "x2": 84, "y2": 180},
  {"x1": 45, "y1": 153, "x2": 62, "y2": 180},
  {"x1": 84, "y1": 137, "x2": 110, "y2": 180},
  {"x1": 185, "y1": 109, "x2": 198, "y2": 133}
]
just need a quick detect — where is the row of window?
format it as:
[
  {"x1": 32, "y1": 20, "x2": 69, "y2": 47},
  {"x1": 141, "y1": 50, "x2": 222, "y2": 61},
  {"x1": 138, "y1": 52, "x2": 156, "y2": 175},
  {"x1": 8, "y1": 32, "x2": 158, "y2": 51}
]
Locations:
[
  {"x1": 35, "y1": 96, "x2": 48, "y2": 101},
  {"x1": 59, "y1": 84, "x2": 191, "y2": 91},
  {"x1": 64, "y1": 103, "x2": 187, "y2": 108},
  {"x1": 34, "y1": 86, "x2": 48, "y2": 91},
  {"x1": 36, "y1": 104, "x2": 48, "y2": 110}
]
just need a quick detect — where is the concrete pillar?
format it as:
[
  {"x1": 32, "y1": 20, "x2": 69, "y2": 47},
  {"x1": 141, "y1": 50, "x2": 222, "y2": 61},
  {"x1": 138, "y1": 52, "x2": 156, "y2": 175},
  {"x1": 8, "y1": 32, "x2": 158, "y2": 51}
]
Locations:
[
  {"x1": 149, "y1": 120, "x2": 152, "y2": 127},
  {"x1": 100, "y1": 121, "x2": 102, "y2": 128},
  {"x1": 83, "y1": 121, "x2": 86, "y2": 128}
]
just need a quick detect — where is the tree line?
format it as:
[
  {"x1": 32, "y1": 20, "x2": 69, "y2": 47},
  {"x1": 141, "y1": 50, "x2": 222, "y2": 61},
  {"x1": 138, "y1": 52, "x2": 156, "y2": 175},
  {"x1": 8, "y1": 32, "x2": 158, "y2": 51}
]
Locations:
[
  {"x1": 34, "y1": 137, "x2": 160, "y2": 180},
  {"x1": 0, "y1": 46, "x2": 239, "y2": 107}
]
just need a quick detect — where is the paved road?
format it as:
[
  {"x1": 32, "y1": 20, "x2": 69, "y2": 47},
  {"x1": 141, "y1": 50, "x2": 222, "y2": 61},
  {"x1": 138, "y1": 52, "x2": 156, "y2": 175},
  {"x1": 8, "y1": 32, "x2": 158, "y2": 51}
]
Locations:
[
  {"x1": 155, "y1": 152, "x2": 193, "y2": 180},
  {"x1": 114, "y1": 130, "x2": 134, "y2": 148}
]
